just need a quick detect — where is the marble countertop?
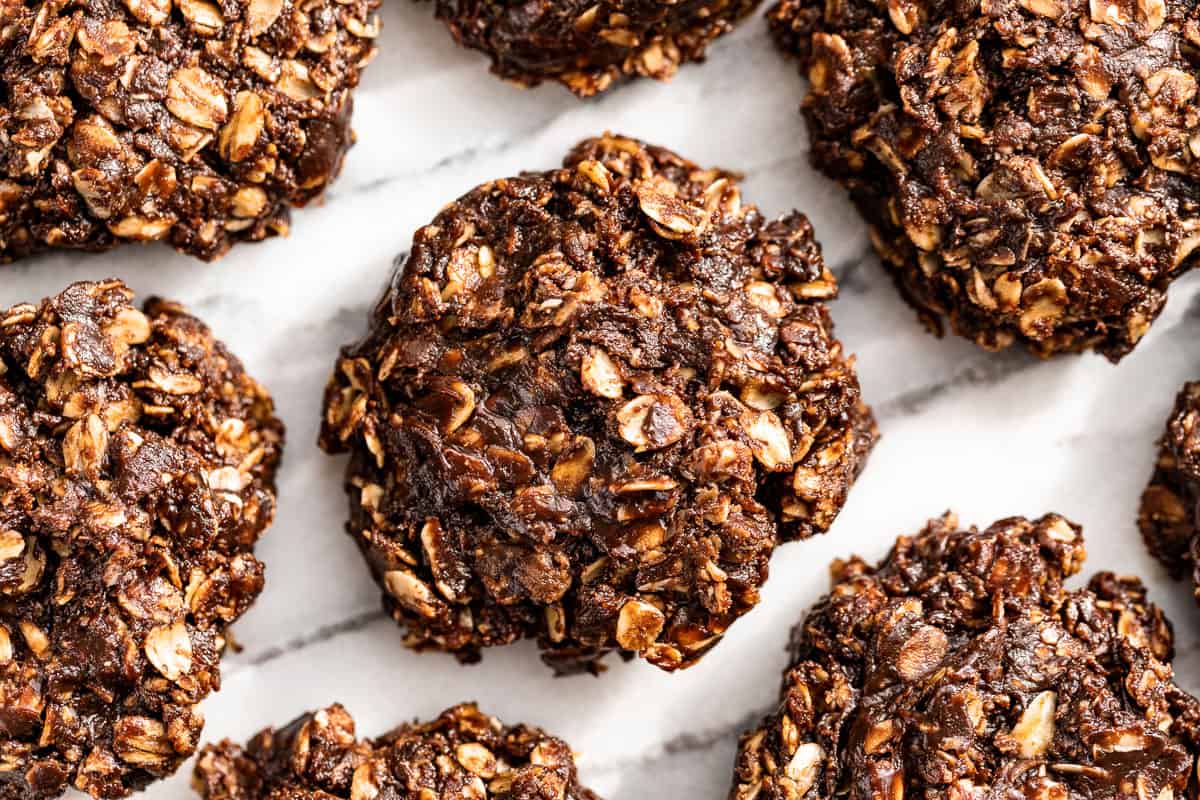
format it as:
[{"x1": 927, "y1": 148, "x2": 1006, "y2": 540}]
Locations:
[{"x1": 7, "y1": 4, "x2": 1200, "y2": 798}]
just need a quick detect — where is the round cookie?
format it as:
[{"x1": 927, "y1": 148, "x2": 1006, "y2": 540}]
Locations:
[
  {"x1": 192, "y1": 703, "x2": 600, "y2": 800},
  {"x1": 769, "y1": 0, "x2": 1200, "y2": 360},
  {"x1": 1140, "y1": 381, "x2": 1200, "y2": 597},
  {"x1": 319, "y1": 134, "x2": 877, "y2": 673},
  {"x1": 0, "y1": 0, "x2": 380, "y2": 262},
  {"x1": 0, "y1": 280, "x2": 284, "y2": 799},
  {"x1": 730, "y1": 513, "x2": 1200, "y2": 799},
  {"x1": 428, "y1": 0, "x2": 761, "y2": 96}
]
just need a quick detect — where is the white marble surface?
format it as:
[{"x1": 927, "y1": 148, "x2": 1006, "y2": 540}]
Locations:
[{"x1": 7, "y1": 4, "x2": 1200, "y2": 798}]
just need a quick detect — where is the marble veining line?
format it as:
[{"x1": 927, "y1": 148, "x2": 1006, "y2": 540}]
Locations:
[
  {"x1": 587, "y1": 708, "x2": 770, "y2": 774},
  {"x1": 329, "y1": 114, "x2": 578, "y2": 199},
  {"x1": 739, "y1": 152, "x2": 809, "y2": 180},
  {"x1": 826, "y1": 247, "x2": 879, "y2": 294},
  {"x1": 1050, "y1": 426, "x2": 1147, "y2": 451},
  {"x1": 229, "y1": 608, "x2": 385, "y2": 673},
  {"x1": 1174, "y1": 283, "x2": 1200, "y2": 324},
  {"x1": 875, "y1": 349, "x2": 1037, "y2": 420},
  {"x1": 304, "y1": 303, "x2": 376, "y2": 342}
]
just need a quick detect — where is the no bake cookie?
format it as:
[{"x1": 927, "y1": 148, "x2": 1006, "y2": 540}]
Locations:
[
  {"x1": 730, "y1": 513, "x2": 1200, "y2": 799},
  {"x1": 192, "y1": 703, "x2": 599, "y2": 800},
  {"x1": 770, "y1": 0, "x2": 1200, "y2": 360},
  {"x1": 428, "y1": 0, "x2": 761, "y2": 96},
  {"x1": 0, "y1": 0, "x2": 379, "y2": 262},
  {"x1": 1140, "y1": 381, "x2": 1200, "y2": 599},
  {"x1": 0, "y1": 280, "x2": 284, "y2": 799},
  {"x1": 320, "y1": 134, "x2": 877, "y2": 674}
]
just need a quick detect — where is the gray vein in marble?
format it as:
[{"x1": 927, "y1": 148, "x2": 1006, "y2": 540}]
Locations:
[
  {"x1": 826, "y1": 247, "x2": 877, "y2": 294},
  {"x1": 184, "y1": 292, "x2": 263, "y2": 319},
  {"x1": 1051, "y1": 426, "x2": 1146, "y2": 450},
  {"x1": 660, "y1": 709, "x2": 767, "y2": 757},
  {"x1": 1174, "y1": 285, "x2": 1200, "y2": 325},
  {"x1": 740, "y1": 152, "x2": 808, "y2": 180},
  {"x1": 329, "y1": 115, "x2": 573, "y2": 198},
  {"x1": 320, "y1": 304, "x2": 374, "y2": 338},
  {"x1": 233, "y1": 608, "x2": 384, "y2": 671},
  {"x1": 875, "y1": 349, "x2": 1038, "y2": 419},
  {"x1": 590, "y1": 708, "x2": 767, "y2": 775}
]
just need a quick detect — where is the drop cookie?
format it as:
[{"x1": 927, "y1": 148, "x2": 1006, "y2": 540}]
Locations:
[
  {"x1": 0, "y1": 0, "x2": 379, "y2": 262},
  {"x1": 0, "y1": 280, "x2": 284, "y2": 799},
  {"x1": 428, "y1": 0, "x2": 761, "y2": 96},
  {"x1": 731, "y1": 512, "x2": 1200, "y2": 799},
  {"x1": 319, "y1": 134, "x2": 877, "y2": 674},
  {"x1": 192, "y1": 703, "x2": 599, "y2": 800},
  {"x1": 769, "y1": 0, "x2": 1200, "y2": 360},
  {"x1": 1140, "y1": 381, "x2": 1200, "y2": 600}
]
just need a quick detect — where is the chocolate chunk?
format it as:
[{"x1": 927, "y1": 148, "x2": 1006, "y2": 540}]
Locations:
[
  {"x1": 319, "y1": 134, "x2": 877, "y2": 674},
  {"x1": 769, "y1": 0, "x2": 1200, "y2": 360},
  {"x1": 191, "y1": 703, "x2": 600, "y2": 800},
  {"x1": 0, "y1": 280, "x2": 284, "y2": 799},
  {"x1": 1141, "y1": 382, "x2": 1200, "y2": 598},
  {"x1": 730, "y1": 513, "x2": 1200, "y2": 799},
  {"x1": 0, "y1": 0, "x2": 379, "y2": 263},
  {"x1": 427, "y1": 0, "x2": 762, "y2": 96}
]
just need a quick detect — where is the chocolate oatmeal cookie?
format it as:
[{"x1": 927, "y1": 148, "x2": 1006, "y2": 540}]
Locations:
[
  {"x1": 770, "y1": 0, "x2": 1200, "y2": 360},
  {"x1": 0, "y1": 0, "x2": 379, "y2": 262},
  {"x1": 0, "y1": 280, "x2": 284, "y2": 799},
  {"x1": 192, "y1": 703, "x2": 600, "y2": 800},
  {"x1": 319, "y1": 134, "x2": 877, "y2": 674},
  {"x1": 730, "y1": 513, "x2": 1200, "y2": 799},
  {"x1": 427, "y1": 0, "x2": 761, "y2": 96},
  {"x1": 1140, "y1": 382, "x2": 1200, "y2": 597}
]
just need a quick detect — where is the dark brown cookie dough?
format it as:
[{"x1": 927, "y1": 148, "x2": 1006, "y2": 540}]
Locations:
[
  {"x1": 0, "y1": 0, "x2": 379, "y2": 263},
  {"x1": 1140, "y1": 382, "x2": 1200, "y2": 597},
  {"x1": 0, "y1": 280, "x2": 284, "y2": 799},
  {"x1": 769, "y1": 0, "x2": 1200, "y2": 361},
  {"x1": 428, "y1": 0, "x2": 762, "y2": 96},
  {"x1": 730, "y1": 513, "x2": 1200, "y2": 799},
  {"x1": 319, "y1": 134, "x2": 877, "y2": 674},
  {"x1": 192, "y1": 703, "x2": 600, "y2": 800}
]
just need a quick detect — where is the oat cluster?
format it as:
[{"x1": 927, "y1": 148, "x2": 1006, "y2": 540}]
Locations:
[
  {"x1": 0, "y1": 0, "x2": 380, "y2": 262},
  {"x1": 320, "y1": 134, "x2": 877, "y2": 674},
  {"x1": 192, "y1": 703, "x2": 600, "y2": 800},
  {"x1": 770, "y1": 0, "x2": 1200, "y2": 360},
  {"x1": 428, "y1": 0, "x2": 762, "y2": 96},
  {"x1": 0, "y1": 280, "x2": 284, "y2": 799},
  {"x1": 1140, "y1": 382, "x2": 1200, "y2": 600},
  {"x1": 730, "y1": 513, "x2": 1200, "y2": 799}
]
